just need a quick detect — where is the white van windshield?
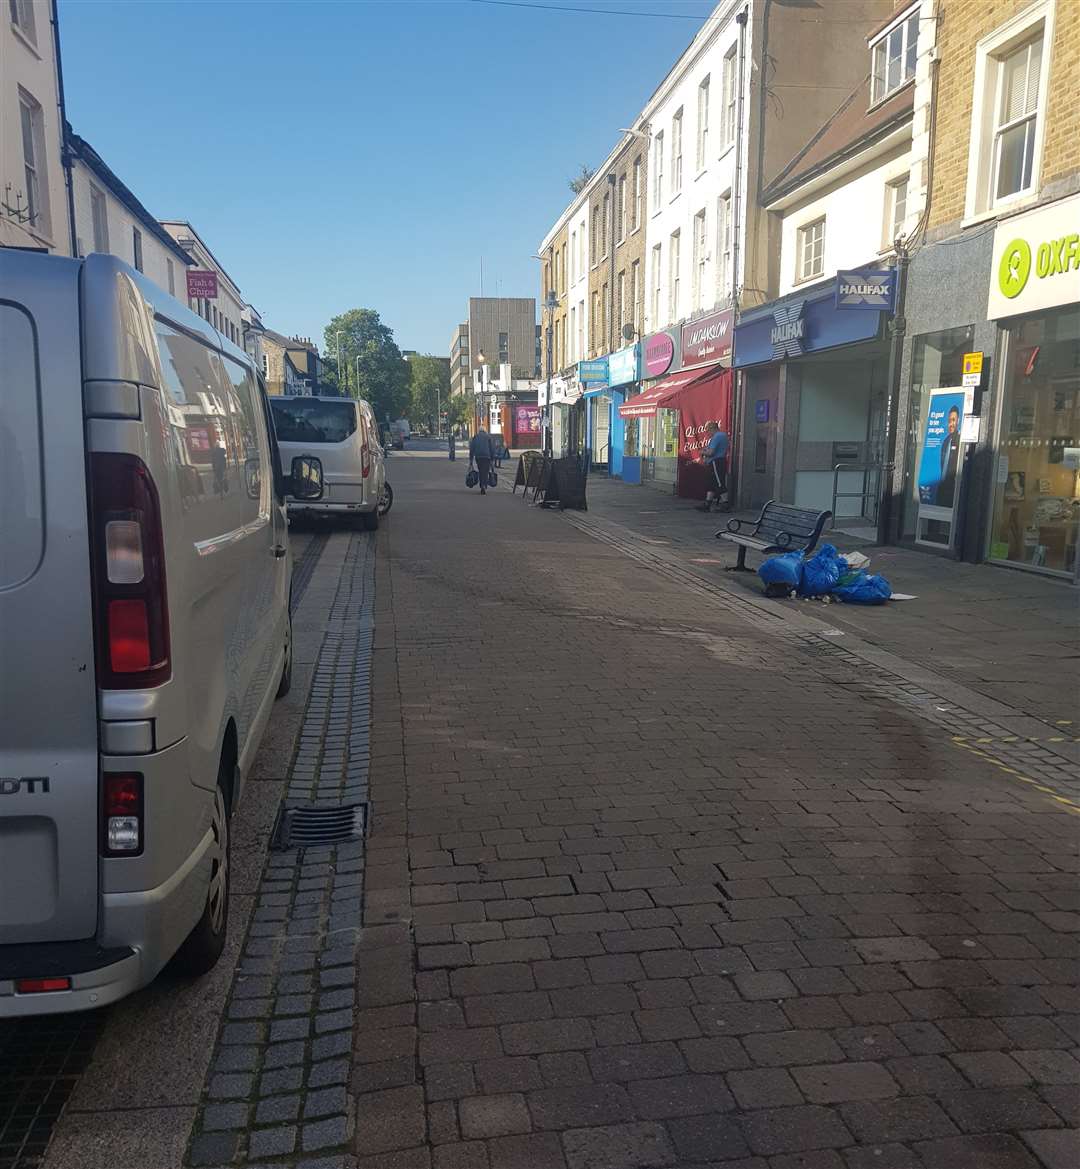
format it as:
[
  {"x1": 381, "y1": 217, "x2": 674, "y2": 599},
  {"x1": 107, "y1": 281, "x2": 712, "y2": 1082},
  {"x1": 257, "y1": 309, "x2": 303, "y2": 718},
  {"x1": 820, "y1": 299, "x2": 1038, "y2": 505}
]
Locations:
[{"x1": 270, "y1": 399, "x2": 357, "y2": 444}]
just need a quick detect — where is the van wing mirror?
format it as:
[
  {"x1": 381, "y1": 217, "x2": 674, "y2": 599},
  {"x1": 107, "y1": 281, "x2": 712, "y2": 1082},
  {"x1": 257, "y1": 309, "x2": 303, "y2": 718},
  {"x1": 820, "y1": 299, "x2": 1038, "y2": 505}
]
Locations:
[{"x1": 286, "y1": 455, "x2": 324, "y2": 500}]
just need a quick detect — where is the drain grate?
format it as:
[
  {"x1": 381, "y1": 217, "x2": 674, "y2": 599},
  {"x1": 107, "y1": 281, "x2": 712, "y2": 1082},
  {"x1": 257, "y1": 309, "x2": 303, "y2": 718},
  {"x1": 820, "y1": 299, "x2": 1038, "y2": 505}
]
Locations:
[
  {"x1": 0, "y1": 1011, "x2": 107, "y2": 1169},
  {"x1": 270, "y1": 802, "x2": 367, "y2": 850}
]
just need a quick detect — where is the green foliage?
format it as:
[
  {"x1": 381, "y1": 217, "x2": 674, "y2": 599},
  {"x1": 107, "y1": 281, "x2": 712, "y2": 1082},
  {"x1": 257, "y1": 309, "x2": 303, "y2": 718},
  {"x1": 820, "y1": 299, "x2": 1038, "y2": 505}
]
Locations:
[
  {"x1": 446, "y1": 394, "x2": 471, "y2": 429},
  {"x1": 323, "y1": 308, "x2": 410, "y2": 423},
  {"x1": 569, "y1": 164, "x2": 595, "y2": 194},
  {"x1": 408, "y1": 355, "x2": 451, "y2": 432}
]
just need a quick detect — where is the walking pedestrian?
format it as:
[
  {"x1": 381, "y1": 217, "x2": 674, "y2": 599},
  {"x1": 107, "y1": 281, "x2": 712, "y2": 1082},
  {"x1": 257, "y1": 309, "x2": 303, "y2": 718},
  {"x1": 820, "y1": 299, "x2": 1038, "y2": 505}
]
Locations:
[
  {"x1": 469, "y1": 427, "x2": 495, "y2": 495},
  {"x1": 493, "y1": 435, "x2": 504, "y2": 469},
  {"x1": 448, "y1": 430, "x2": 456, "y2": 461}
]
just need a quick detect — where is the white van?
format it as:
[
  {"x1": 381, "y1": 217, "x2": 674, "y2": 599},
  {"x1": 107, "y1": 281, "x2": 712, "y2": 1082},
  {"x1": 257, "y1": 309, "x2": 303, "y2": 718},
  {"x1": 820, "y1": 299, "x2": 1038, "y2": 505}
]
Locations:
[
  {"x1": 0, "y1": 251, "x2": 323, "y2": 1017},
  {"x1": 270, "y1": 396, "x2": 386, "y2": 528}
]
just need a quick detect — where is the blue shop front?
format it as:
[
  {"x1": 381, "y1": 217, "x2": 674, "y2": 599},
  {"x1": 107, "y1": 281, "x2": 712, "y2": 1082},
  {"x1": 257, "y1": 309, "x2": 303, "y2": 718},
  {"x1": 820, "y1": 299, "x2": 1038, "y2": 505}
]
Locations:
[
  {"x1": 734, "y1": 271, "x2": 893, "y2": 529},
  {"x1": 583, "y1": 346, "x2": 637, "y2": 478}
]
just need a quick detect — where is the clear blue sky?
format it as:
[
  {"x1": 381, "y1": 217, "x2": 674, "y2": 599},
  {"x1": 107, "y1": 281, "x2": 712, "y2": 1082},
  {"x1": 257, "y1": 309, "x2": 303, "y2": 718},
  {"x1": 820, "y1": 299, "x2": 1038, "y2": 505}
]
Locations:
[{"x1": 59, "y1": 0, "x2": 714, "y2": 355}]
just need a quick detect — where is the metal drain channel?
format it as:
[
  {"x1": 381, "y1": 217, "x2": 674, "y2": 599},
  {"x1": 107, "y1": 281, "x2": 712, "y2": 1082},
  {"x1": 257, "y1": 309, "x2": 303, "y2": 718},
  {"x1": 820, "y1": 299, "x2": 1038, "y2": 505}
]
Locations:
[
  {"x1": 0, "y1": 1012, "x2": 107, "y2": 1169},
  {"x1": 271, "y1": 803, "x2": 367, "y2": 851}
]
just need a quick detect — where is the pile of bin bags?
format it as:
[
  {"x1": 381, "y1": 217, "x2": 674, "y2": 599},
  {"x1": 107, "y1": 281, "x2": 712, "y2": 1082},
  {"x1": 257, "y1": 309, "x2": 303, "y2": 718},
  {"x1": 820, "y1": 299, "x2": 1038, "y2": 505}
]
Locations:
[{"x1": 758, "y1": 543, "x2": 892, "y2": 604}]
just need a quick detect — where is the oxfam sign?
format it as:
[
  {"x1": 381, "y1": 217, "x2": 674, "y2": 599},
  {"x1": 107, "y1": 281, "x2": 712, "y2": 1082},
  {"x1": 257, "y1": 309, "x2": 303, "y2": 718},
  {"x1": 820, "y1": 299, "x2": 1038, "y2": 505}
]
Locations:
[{"x1": 988, "y1": 194, "x2": 1080, "y2": 319}]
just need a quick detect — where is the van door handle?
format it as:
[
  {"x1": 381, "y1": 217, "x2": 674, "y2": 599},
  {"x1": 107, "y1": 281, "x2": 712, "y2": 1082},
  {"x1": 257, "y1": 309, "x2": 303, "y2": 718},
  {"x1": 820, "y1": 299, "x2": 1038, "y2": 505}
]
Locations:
[{"x1": 272, "y1": 544, "x2": 287, "y2": 558}]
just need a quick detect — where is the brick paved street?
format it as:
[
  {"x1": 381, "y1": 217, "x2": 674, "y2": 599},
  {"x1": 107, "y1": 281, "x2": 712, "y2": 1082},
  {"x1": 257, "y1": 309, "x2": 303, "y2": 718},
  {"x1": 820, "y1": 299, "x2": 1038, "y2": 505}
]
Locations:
[
  {"x1": 351, "y1": 446, "x2": 1079, "y2": 1169},
  {"x1": 28, "y1": 445, "x2": 1078, "y2": 1169}
]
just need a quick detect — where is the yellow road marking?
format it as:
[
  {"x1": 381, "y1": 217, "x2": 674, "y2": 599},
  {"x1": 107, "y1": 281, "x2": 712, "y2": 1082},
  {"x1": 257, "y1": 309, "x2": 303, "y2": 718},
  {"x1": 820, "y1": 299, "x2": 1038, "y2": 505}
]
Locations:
[{"x1": 951, "y1": 739, "x2": 1080, "y2": 817}]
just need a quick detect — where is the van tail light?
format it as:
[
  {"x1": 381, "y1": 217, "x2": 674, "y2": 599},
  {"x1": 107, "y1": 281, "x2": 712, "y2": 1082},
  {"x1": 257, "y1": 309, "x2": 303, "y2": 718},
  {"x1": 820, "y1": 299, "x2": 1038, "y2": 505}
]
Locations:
[
  {"x1": 361, "y1": 442, "x2": 371, "y2": 478},
  {"x1": 16, "y1": 977, "x2": 71, "y2": 994},
  {"x1": 90, "y1": 454, "x2": 170, "y2": 687},
  {"x1": 102, "y1": 772, "x2": 143, "y2": 856}
]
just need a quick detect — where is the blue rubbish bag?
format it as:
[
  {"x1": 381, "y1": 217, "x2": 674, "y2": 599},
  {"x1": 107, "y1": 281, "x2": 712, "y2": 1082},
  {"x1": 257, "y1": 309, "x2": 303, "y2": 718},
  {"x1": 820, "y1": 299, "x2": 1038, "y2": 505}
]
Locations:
[
  {"x1": 758, "y1": 551, "x2": 804, "y2": 593},
  {"x1": 833, "y1": 572, "x2": 892, "y2": 604},
  {"x1": 799, "y1": 544, "x2": 847, "y2": 598}
]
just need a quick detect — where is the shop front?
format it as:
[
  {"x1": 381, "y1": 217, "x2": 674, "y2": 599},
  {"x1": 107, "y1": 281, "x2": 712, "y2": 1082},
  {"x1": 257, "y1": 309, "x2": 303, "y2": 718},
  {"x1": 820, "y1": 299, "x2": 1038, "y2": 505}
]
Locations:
[
  {"x1": 586, "y1": 345, "x2": 636, "y2": 476},
  {"x1": 734, "y1": 276, "x2": 891, "y2": 524},
  {"x1": 545, "y1": 373, "x2": 583, "y2": 457},
  {"x1": 618, "y1": 361, "x2": 733, "y2": 498},
  {"x1": 985, "y1": 195, "x2": 1080, "y2": 580}
]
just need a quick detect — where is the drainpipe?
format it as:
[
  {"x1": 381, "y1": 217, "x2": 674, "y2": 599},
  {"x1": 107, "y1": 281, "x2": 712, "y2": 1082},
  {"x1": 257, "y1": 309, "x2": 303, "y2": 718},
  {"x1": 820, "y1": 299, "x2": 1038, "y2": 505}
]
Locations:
[
  {"x1": 876, "y1": 246, "x2": 909, "y2": 546},
  {"x1": 729, "y1": 6, "x2": 749, "y2": 506},
  {"x1": 607, "y1": 173, "x2": 617, "y2": 355},
  {"x1": 51, "y1": 0, "x2": 77, "y2": 256}
]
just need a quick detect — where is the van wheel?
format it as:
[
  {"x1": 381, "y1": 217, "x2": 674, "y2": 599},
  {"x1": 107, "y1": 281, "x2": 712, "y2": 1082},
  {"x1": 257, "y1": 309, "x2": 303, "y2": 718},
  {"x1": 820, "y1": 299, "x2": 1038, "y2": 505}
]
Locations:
[
  {"x1": 276, "y1": 614, "x2": 293, "y2": 699},
  {"x1": 362, "y1": 508, "x2": 379, "y2": 531},
  {"x1": 173, "y1": 780, "x2": 231, "y2": 976}
]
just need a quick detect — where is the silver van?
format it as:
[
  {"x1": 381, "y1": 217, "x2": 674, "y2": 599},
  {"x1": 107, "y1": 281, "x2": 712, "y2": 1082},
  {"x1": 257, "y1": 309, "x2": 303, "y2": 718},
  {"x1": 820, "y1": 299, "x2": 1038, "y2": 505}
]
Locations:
[
  {"x1": 270, "y1": 396, "x2": 386, "y2": 529},
  {"x1": 0, "y1": 251, "x2": 322, "y2": 1017}
]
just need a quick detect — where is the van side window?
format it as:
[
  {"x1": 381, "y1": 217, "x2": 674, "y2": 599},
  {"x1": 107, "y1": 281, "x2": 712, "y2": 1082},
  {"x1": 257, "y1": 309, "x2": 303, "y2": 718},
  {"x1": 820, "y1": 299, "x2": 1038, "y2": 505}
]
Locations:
[
  {"x1": 154, "y1": 318, "x2": 267, "y2": 535},
  {"x1": 0, "y1": 304, "x2": 44, "y2": 588},
  {"x1": 222, "y1": 354, "x2": 270, "y2": 513}
]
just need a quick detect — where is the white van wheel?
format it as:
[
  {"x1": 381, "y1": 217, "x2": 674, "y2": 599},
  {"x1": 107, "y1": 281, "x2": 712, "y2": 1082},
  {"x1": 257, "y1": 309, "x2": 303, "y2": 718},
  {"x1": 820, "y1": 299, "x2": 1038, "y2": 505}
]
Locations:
[{"x1": 173, "y1": 779, "x2": 231, "y2": 975}]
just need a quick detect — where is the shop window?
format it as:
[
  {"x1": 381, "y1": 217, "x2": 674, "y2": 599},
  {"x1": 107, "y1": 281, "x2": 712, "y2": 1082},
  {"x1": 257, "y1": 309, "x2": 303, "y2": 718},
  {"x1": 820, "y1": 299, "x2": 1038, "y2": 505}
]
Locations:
[{"x1": 990, "y1": 308, "x2": 1079, "y2": 576}]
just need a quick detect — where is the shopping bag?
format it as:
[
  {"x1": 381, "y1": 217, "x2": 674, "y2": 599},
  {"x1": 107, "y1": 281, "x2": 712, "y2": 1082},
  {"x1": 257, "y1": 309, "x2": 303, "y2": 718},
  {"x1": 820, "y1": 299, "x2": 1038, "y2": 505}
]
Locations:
[{"x1": 466, "y1": 468, "x2": 479, "y2": 488}]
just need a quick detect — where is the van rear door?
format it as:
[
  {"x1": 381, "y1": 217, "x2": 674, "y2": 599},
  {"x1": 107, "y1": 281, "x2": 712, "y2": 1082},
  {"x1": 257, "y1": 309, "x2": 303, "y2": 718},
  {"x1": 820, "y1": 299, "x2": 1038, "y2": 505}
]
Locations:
[{"x1": 0, "y1": 253, "x2": 99, "y2": 944}]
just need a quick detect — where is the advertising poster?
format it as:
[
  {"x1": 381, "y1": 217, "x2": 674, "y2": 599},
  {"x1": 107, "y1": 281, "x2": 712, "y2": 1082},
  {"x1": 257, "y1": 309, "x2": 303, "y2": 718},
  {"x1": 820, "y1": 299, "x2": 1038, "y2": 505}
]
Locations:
[
  {"x1": 917, "y1": 388, "x2": 967, "y2": 518},
  {"x1": 513, "y1": 405, "x2": 541, "y2": 438}
]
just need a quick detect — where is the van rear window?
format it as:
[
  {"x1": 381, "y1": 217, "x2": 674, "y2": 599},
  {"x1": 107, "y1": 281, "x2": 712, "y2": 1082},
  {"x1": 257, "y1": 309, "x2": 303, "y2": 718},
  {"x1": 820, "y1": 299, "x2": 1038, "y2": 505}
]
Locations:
[{"x1": 270, "y1": 399, "x2": 357, "y2": 444}]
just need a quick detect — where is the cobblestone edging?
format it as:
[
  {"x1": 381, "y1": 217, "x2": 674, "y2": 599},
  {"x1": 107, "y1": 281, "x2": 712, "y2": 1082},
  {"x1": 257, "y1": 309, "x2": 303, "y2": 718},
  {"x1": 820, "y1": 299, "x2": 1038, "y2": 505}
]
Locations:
[
  {"x1": 563, "y1": 511, "x2": 1080, "y2": 801},
  {"x1": 185, "y1": 533, "x2": 375, "y2": 1169}
]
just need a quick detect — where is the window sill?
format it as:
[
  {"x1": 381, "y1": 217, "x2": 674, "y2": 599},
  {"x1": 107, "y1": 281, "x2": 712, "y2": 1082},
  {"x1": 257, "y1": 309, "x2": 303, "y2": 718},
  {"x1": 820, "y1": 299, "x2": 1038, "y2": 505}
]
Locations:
[
  {"x1": 630, "y1": 226, "x2": 641, "y2": 237},
  {"x1": 10, "y1": 22, "x2": 41, "y2": 58},
  {"x1": 717, "y1": 142, "x2": 735, "y2": 162},
  {"x1": 669, "y1": 191, "x2": 683, "y2": 205},
  {"x1": 961, "y1": 190, "x2": 1039, "y2": 229},
  {"x1": 694, "y1": 167, "x2": 709, "y2": 182},
  {"x1": 793, "y1": 270, "x2": 824, "y2": 287}
]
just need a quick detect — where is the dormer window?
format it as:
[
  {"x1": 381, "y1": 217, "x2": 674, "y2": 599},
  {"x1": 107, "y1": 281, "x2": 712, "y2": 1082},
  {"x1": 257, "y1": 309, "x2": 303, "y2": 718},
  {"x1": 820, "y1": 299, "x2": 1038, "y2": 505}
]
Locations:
[{"x1": 871, "y1": 5, "x2": 919, "y2": 104}]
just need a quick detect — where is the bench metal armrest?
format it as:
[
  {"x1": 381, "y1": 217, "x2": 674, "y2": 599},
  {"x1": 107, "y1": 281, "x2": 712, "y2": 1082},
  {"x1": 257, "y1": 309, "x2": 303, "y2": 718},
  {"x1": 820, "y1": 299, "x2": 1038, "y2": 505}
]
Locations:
[{"x1": 725, "y1": 518, "x2": 747, "y2": 534}]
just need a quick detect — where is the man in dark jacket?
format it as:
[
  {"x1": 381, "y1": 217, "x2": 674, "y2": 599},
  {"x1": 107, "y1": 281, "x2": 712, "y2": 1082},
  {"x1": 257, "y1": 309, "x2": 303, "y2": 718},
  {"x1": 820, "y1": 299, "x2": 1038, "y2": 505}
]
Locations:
[{"x1": 469, "y1": 428, "x2": 495, "y2": 495}]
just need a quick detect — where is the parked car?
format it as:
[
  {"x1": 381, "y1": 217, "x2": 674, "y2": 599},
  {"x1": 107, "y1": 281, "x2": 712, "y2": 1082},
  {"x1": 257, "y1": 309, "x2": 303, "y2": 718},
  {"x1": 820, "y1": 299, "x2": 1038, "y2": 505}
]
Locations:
[
  {"x1": 270, "y1": 396, "x2": 386, "y2": 529},
  {"x1": 0, "y1": 251, "x2": 323, "y2": 1017}
]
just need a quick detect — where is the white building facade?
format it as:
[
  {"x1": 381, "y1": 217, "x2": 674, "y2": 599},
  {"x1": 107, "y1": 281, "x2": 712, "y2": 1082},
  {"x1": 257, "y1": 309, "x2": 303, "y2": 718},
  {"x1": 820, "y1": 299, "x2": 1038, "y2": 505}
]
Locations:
[
  {"x1": 642, "y1": 1, "x2": 752, "y2": 336},
  {"x1": 160, "y1": 220, "x2": 246, "y2": 347},
  {"x1": 68, "y1": 132, "x2": 193, "y2": 298},
  {"x1": 1, "y1": 0, "x2": 71, "y2": 254}
]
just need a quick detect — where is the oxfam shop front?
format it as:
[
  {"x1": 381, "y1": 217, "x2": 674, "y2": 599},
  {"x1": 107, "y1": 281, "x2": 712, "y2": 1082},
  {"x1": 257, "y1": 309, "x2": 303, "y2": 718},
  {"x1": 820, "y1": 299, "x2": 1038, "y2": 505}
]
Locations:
[{"x1": 986, "y1": 195, "x2": 1080, "y2": 580}]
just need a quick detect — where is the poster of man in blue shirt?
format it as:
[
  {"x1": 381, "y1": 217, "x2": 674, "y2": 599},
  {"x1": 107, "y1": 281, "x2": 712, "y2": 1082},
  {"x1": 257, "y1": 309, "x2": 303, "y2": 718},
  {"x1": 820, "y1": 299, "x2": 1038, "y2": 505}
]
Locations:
[{"x1": 917, "y1": 390, "x2": 966, "y2": 509}]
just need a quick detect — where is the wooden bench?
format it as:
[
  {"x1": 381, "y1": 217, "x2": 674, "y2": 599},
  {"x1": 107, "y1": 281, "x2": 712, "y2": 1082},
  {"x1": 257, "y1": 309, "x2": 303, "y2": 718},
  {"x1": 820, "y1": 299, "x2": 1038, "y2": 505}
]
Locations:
[{"x1": 717, "y1": 500, "x2": 832, "y2": 572}]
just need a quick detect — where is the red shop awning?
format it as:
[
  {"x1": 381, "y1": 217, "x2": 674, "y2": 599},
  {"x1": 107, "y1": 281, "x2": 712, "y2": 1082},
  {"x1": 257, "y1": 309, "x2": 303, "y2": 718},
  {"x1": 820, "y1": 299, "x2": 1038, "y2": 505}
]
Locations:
[{"x1": 617, "y1": 369, "x2": 724, "y2": 420}]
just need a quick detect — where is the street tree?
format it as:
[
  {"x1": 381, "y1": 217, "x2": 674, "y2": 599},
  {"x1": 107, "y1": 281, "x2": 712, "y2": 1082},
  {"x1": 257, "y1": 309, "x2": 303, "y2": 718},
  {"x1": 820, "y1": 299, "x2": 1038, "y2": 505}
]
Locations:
[
  {"x1": 407, "y1": 355, "x2": 450, "y2": 433},
  {"x1": 323, "y1": 308, "x2": 410, "y2": 423}
]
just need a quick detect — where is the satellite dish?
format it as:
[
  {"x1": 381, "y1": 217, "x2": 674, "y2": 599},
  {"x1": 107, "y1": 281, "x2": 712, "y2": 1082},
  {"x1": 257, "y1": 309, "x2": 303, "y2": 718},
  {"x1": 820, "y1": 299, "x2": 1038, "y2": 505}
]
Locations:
[{"x1": 621, "y1": 323, "x2": 635, "y2": 341}]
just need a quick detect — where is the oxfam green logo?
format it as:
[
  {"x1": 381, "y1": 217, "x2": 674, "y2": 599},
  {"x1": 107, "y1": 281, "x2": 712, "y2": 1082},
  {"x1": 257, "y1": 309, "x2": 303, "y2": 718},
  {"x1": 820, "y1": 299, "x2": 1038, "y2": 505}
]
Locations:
[{"x1": 999, "y1": 238, "x2": 1031, "y2": 299}]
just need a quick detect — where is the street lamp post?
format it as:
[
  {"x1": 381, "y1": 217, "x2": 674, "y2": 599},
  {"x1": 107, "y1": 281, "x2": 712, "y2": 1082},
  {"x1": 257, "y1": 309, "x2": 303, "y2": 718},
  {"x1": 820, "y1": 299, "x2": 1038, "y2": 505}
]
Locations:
[
  {"x1": 543, "y1": 290, "x2": 558, "y2": 455},
  {"x1": 476, "y1": 349, "x2": 487, "y2": 435}
]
